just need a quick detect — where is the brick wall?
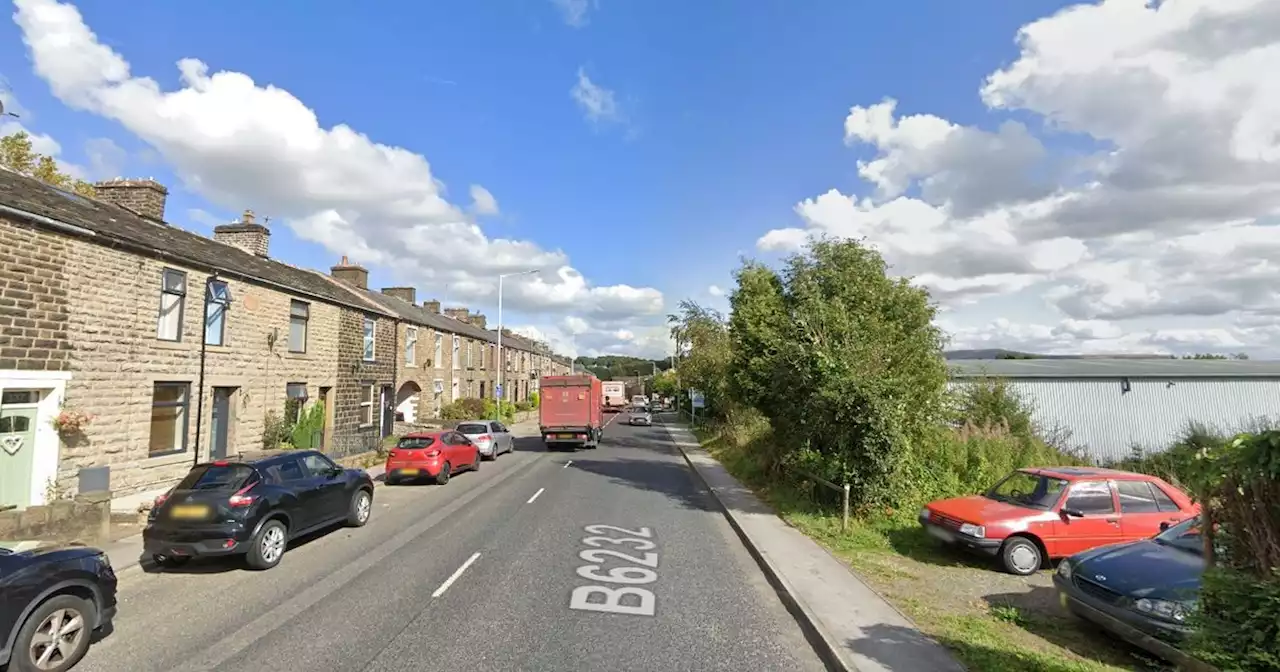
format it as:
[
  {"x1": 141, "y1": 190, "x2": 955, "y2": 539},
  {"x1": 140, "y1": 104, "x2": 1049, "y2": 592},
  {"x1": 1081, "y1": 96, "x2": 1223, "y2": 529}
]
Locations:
[
  {"x1": 60, "y1": 238, "x2": 342, "y2": 496},
  {"x1": 0, "y1": 217, "x2": 72, "y2": 371},
  {"x1": 333, "y1": 310, "x2": 395, "y2": 440}
]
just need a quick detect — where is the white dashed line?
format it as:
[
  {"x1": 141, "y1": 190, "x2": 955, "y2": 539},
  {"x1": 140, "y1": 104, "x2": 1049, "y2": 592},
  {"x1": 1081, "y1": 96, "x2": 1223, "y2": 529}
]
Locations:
[
  {"x1": 526, "y1": 487, "x2": 546, "y2": 504},
  {"x1": 432, "y1": 552, "x2": 481, "y2": 598},
  {"x1": 563, "y1": 460, "x2": 573, "y2": 468}
]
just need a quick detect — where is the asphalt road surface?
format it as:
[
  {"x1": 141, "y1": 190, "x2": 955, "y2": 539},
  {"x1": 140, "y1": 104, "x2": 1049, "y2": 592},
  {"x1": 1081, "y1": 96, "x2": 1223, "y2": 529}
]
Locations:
[{"x1": 76, "y1": 414, "x2": 826, "y2": 672}]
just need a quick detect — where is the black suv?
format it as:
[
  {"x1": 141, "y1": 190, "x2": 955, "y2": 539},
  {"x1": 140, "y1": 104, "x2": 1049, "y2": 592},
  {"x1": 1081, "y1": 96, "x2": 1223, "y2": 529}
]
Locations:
[
  {"x1": 143, "y1": 450, "x2": 374, "y2": 571},
  {"x1": 0, "y1": 543, "x2": 117, "y2": 672}
]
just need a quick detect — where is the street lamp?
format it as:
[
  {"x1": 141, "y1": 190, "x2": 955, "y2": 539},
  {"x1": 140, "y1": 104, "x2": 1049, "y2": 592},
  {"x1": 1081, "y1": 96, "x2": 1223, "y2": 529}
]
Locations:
[
  {"x1": 194, "y1": 274, "x2": 232, "y2": 466},
  {"x1": 496, "y1": 269, "x2": 539, "y2": 403}
]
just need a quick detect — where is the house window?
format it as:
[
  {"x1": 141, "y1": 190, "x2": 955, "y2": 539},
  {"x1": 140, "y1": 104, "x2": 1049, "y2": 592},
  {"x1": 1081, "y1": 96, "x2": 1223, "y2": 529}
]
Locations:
[
  {"x1": 488, "y1": 344, "x2": 495, "y2": 370},
  {"x1": 467, "y1": 340, "x2": 474, "y2": 368},
  {"x1": 360, "y1": 385, "x2": 374, "y2": 426},
  {"x1": 156, "y1": 268, "x2": 186, "y2": 341},
  {"x1": 362, "y1": 318, "x2": 376, "y2": 361},
  {"x1": 452, "y1": 336, "x2": 460, "y2": 369},
  {"x1": 204, "y1": 280, "x2": 231, "y2": 346},
  {"x1": 149, "y1": 383, "x2": 190, "y2": 457},
  {"x1": 481, "y1": 342, "x2": 486, "y2": 369},
  {"x1": 434, "y1": 333, "x2": 443, "y2": 367},
  {"x1": 405, "y1": 327, "x2": 418, "y2": 367},
  {"x1": 289, "y1": 300, "x2": 309, "y2": 353},
  {"x1": 286, "y1": 383, "x2": 308, "y2": 423}
]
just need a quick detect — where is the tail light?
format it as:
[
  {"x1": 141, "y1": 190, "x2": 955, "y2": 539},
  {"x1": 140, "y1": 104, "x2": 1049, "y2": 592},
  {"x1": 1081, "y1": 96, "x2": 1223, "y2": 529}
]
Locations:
[
  {"x1": 153, "y1": 490, "x2": 172, "y2": 509},
  {"x1": 477, "y1": 434, "x2": 492, "y2": 443},
  {"x1": 228, "y1": 482, "x2": 258, "y2": 508},
  {"x1": 425, "y1": 449, "x2": 442, "y2": 458}
]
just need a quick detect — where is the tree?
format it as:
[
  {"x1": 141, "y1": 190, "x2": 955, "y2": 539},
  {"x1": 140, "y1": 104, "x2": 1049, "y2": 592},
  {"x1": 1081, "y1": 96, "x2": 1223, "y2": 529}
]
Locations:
[
  {"x1": 667, "y1": 300, "x2": 731, "y2": 414},
  {"x1": 651, "y1": 369, "x2": 679, "y2": 399},
  {"x1": 728, "y1": 238, "x2": 951, "y2": 510},
  {"x1": 0, "y1": 131, "x2": 96, "y2": 198}
]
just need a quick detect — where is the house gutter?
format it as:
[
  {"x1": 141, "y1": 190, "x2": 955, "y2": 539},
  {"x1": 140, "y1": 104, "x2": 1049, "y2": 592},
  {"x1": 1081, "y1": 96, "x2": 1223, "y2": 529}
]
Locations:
[{"x1": 0, "y1": 203, "x2": 395, "y2": 318}]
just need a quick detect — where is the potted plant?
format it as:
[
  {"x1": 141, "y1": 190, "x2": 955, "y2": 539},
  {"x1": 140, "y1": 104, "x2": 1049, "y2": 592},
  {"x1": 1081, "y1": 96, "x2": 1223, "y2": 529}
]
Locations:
[{"x1": 52, "y1": 408, "x2": 94, "y2": 437}]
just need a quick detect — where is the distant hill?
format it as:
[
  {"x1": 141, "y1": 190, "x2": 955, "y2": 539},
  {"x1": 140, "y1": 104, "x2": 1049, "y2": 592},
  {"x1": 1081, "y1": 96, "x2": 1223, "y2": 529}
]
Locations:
[
  {"x1": 944, "y1": 350, "x2": 1187, "y2": 360},
  {"x1": 575, "y1": 355, "x2": 672, "y2": 380}
]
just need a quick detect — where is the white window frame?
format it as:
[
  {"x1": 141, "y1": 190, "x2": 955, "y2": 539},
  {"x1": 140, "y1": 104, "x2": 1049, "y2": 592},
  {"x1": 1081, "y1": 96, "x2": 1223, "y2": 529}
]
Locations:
[
  {"x1": 288, "y1": 300, "x2": 309, "y2": 353},
  {"x1": 433, "y1": 332, "x2": 443, "y2": 368},
  {"x1": 360, "y1": 385, "x2": 375, "y2": 427},
  {"x1": 156, "y1": 268, "x2": 186, "y2": 342},
  {"x1": 452, "y1": 336, "x2": 460, "y2": 370},
  {"x1": 405, "y1": 326, "x2": 418, "y2": 367},
  {"x1": 362, "y1": 318, "x2": 376, "y2": 362},
  {"x1": 204, "y1": 280, "x2": 231, "y2": 346},
  {"x1": 467, "y1": 340, "x2": 474, "y2": 368},
  {"x1": 149, "y1": 382, "x2": 190, "y2": 457}
]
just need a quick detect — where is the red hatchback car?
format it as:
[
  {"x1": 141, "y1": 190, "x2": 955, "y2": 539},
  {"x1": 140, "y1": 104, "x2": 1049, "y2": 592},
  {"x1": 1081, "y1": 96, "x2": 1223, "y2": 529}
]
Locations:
[
  {"x1": 919, "y1": 467, "x2": 1199, "y2": 575},
  {"x1": 384, "y1": 430, "x2": 481, "y2": 485}
]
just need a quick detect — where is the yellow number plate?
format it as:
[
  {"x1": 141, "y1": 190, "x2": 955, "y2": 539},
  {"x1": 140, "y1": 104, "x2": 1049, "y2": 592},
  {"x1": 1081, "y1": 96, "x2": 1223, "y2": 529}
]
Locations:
[
  {"x1": 400, "y1": 468, "x2": 419, "y2": 476},
  {"x1": 170, "y1": 504, "x2": 209, "y2": 519},
  {"x1": 557, "y1": 434, "x2": 575, "y2": 439}
]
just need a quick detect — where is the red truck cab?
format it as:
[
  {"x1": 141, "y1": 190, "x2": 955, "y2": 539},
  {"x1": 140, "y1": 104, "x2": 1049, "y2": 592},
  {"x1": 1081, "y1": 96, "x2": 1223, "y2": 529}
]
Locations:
[{"x1": 540, "y1": 375, "x2": 603, "y2": 451}]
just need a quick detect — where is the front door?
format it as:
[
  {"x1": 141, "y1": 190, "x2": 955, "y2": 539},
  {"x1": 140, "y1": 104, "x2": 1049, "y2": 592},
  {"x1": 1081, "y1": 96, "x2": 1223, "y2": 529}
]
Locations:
[
  {"x1": 380, "y1": 385, "x2": 394, "y2": 438},
  {"x1": 210, "y1": 387, "x2": 234, "y2": 460},
  {"x1": 0, "y1": 404, "x2": 39, "y2": 509}
]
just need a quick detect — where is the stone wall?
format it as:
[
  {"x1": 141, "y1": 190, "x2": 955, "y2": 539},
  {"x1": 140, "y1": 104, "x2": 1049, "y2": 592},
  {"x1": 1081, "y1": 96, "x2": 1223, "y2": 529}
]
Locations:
[
  {"x1": 0, "y1": 217, "x2": 72, "y2": 371},
  {"x1": 0, "y1": 491, "x2": 111, "y2": 544},
  {"x1": 61, "y1": 237, "x2": 342, "y2": 497},
  {"x1": 333, "y1": 310, "x2": 395, "y2": 441}
]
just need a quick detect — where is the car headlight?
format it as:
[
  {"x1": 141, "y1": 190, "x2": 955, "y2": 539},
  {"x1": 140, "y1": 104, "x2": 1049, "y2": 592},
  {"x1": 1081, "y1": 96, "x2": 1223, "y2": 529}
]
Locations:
[
  {"x1": 1134, "y1": 598, "x2": 1190, "y2": 623},
  {"x1": 958, "y1": 523, "x2": 986, "y2": 538},
  {"x1": 919, "y1": 508, "x2": 931, "y2": 521},
  {"x1": 1057, "y1": 559, "x2": 1072, "y2": 580}
]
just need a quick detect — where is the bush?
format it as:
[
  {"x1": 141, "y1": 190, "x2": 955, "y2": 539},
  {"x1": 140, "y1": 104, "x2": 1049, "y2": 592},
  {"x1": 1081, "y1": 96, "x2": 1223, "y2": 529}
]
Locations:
[
  {"x1": 483, "y1": 398, "x2": 517, "y2": 422},
  {"x1": 262, "y1": 410, "x2": 292, "y2": 450},
  {"x1": 290, "y1": 401, "x2": 325, "y2": 449},
  {"x1": 528, "y1": 391, "x2": 540, "y2": 409},
  {"x1": 441, "y1": 398, "x2": 486, "y2": 420},
  {"x1": 1107, "y1": 422, "x2": 1224, "y2": 490},
  {"x1": 514, "y1": 400, "x2": 532, "y2": 412}
]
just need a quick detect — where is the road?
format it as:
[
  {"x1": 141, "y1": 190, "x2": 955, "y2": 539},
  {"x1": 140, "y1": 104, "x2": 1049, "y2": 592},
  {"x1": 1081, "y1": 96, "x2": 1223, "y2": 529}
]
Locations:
[{"x1": 77, "y1": 414, "x2": 827, "y2": 672}]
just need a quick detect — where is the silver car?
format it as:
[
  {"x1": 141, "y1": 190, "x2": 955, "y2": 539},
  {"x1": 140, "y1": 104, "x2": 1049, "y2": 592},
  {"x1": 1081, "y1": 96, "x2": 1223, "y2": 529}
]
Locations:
[
  {"x1": 455, "y1": 420, "x2": 515, "y2": 460},
  {"x1": 629, "y1": 406, "x2": 652, "y2": 426}
]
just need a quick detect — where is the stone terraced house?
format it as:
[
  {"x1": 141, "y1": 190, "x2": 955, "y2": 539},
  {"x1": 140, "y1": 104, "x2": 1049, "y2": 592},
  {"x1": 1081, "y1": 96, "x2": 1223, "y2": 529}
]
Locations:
[{"x1": 0, "y1": 170, "x2": 396, "y2": 510}]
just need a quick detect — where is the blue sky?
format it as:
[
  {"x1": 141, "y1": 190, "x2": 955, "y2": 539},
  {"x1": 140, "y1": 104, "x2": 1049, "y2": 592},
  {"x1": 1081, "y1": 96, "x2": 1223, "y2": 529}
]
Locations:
[{"x1": 5, "y1": 0, "x2": 1280, "y2": 358}]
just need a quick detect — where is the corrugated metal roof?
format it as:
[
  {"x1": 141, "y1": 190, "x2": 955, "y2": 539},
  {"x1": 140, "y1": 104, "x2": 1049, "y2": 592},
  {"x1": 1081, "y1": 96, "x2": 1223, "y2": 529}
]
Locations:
[{"x1": 949, "y1": 358, "x2": 1280, "y2": 379}]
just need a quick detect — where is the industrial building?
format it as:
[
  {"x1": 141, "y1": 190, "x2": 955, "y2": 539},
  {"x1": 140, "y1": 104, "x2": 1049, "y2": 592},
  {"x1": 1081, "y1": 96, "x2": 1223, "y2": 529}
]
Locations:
[{"x1": 948, "y1": 358, "x2": 1280, "y2": 463}]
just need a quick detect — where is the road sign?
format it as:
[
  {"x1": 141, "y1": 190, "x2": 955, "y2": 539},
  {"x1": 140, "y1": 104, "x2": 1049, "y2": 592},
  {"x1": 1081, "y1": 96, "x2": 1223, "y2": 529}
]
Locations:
[
  {"x1": 690, "y1": 389, "x2": 705, "y2": 409},
  {"x1": 495, "y1": 384, "x2": 503, "y2": 399}
]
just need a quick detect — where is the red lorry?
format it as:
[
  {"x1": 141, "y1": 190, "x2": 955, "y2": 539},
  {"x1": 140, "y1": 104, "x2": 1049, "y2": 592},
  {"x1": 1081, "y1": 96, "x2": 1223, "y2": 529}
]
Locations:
[{"x1": 539, "y1": 374, "x2": 603, "y2": 451}]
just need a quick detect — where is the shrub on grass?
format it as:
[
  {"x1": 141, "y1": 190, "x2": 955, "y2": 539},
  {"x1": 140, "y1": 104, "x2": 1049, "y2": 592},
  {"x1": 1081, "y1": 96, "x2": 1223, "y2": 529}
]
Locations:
[{"x1": 441, "y1": 398, "x2": 486, "y2": 420}]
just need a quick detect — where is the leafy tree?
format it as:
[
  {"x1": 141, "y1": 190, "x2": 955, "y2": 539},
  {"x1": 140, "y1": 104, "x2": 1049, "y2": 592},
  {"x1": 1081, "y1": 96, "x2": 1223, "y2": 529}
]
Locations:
[
  {"x1": 667, "y1": 300, "x2": 732, "y2": 414},
  {"x1": 651, "y1": 369, "x2": 679, "y2": 399},
  {"x1": 728, "y1": 238, "x2": 950, "y2": 511},
  {"x1": 0, "y1": 130, "x2": 96, "y2": 197}
]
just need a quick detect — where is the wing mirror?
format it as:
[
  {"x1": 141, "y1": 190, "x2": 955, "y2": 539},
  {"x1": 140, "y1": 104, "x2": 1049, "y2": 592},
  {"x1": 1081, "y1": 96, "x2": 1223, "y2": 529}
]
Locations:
[
  {"x1": 1061, "y1": 507, "x2": 1085, "y2": 518},
  {"x1": 1159, "y1": 521, "x2": 1171, "y2": 532}
]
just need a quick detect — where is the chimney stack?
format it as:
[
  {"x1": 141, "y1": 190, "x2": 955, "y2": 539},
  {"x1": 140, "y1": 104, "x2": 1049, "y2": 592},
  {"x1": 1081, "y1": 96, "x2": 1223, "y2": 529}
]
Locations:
[
  {"x1": 443, "y1": 307, "x2": 470, "y2": 322},
  {"x1": 470, "y1": 313, "x2": 487, "y2": 329},
  {"x1": 213, "y1": 209, "x2": 271, "y2": 257},
  {"x1": 381, "y1": 287, "x2": 416, "y2": 304},
  {"x1": 93, "y1": 178, "x2": 168, "y2": 221},
  {"x1": 423, "y1": 299, "x2": 441, "y2": 314},
  {"x1": 330, "y1": 256, "x2": 368, "y2": 290}
]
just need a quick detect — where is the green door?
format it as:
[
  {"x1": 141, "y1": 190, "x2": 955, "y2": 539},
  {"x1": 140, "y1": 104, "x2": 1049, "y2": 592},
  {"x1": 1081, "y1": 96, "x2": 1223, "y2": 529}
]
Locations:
[{"x1": 0, "y1": 406, "x2": 38, "y2": 509}]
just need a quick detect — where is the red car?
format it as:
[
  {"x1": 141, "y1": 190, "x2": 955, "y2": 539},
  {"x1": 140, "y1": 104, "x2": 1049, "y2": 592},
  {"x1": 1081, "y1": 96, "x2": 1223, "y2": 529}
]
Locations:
[
  {"x1": 384, "y1": 430, "x2": 481, "y2": 485},
  {"x1": 919, "y1": 467, "x2": 1199, "y2": 575}
]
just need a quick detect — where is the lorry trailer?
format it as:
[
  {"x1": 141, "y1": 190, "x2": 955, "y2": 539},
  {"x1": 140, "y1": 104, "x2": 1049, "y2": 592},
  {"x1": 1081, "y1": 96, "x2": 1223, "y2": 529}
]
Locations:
[{"x1": 540, "y1": 374, "x2": 603, "y2": 451}]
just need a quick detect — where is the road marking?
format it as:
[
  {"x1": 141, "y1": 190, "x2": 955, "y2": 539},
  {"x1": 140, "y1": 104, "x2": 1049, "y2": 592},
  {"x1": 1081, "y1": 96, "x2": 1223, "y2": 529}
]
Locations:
[
  {"x1": 564, "y1": 460, "x2": 573, "y2": 468},
  {"x1": 527, "y1": 487, "x2": 545, "y2": 504},
  {"x1": 570, "y1": 524, "x2": 659, "y2": 616},
  {"x1": 432, "y1": 552, "x2": 481, "y2": 598},
  {"x1": 603, "y1": 413, "x2": 619, "y2": 429}
]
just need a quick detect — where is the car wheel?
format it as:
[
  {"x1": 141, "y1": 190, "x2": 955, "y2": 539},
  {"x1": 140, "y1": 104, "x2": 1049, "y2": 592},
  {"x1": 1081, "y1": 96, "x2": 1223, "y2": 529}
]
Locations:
[
  {"x1": 247, "y1": 519, "x2": 288, "y2": 571},
  {"x1": 153, "y1": 554, "x2": 190, "y2": 569},
  {"x1": 472, "y1": 450, "x2": 481, "y2": 471},
  {"x1": 436, "y1": 463, "x2": 451, "y2": 485},
  {"x1": 385, "y1": 475, "x2": 398, "y2": 486},
  {"x1": 347, "y1": 489, "x2": 372, "y2": 527},
  {"x1": 13, "y1": 594, "x2": 94, "y2": 672},
  {"x1": 1000, "y1": 537, "x2": 1042, "y2": 576}
]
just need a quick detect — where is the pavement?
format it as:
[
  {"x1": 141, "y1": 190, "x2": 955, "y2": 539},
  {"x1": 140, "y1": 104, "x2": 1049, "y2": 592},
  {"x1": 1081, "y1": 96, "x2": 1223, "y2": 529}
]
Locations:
[
  {"x1": 661, "y1": 418, "x2": 965, "y2": 672},
  {"x1": 77, "y1": 412, "x2": 826, "y2": 672}
]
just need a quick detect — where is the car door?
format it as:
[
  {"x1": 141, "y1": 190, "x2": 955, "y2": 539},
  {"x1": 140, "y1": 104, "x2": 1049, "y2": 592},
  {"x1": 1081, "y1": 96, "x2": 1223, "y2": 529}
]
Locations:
[
  {"x1": 1054, "y1": 480, "x2": 1124, "y2": 556},
  {"x1": 1115, "y1": 479, "x2": 1171, "y2": 541},
  {"x1": 266, "y1": 456, "x2": 315, "y2": 530},
  {"x1": 300, "y1": 452, "x2": 348, "y2": 524},
  {"x1": 490, "y1": 421, "x2": 511, "y2": 453},
  {"x1": 447, "y1": 431, "x2": 475, "y2": 466}
]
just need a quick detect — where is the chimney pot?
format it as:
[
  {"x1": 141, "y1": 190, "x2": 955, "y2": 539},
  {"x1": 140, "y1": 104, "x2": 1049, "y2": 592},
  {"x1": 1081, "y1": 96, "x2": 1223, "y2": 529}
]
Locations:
[
  {"x1": 213, "y1": 209, "x2": 272, "y2": 257},
  {"x1": 92, "y1": 178, "x2": 169, "y2": 221}
]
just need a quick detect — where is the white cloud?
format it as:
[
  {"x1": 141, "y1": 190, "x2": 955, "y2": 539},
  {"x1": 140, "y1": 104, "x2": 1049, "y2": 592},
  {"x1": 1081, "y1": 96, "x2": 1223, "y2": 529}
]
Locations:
[
  {"x1": 83, "y1": 136, "x2": 126, "y2": 179},
  {"x1": 571, "y1": 67, "x2": 623, "y2": 125},
  {"x1": 13, "y1": 0, "x2": 662, "y2": 327},
  {"x1": 552, "y1": 0, "x2": 594, "y2": 28},
  {"x1": 759, "y1": 0, "x2": 1280, "y2": 356},
  {"x1": 469, "y1": 184, "x2": 499, "y2": 216},
  {"x1": 707, "y1": 284, "x2": 725, "y2": 297},
  {"x1": 511, "y1": 314, "x2": 673, "y2": 359}
]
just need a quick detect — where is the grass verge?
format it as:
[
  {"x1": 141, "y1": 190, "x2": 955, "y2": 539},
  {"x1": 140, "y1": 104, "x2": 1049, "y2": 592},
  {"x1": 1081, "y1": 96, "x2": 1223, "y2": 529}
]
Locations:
[{"x1": 690, "y1": 423, "x2": 1172, "y2": 672}]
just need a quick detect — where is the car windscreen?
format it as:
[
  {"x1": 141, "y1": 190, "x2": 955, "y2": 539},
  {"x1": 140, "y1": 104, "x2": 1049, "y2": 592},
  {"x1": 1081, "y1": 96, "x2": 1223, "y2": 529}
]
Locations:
[
  {"x1": 177, "y1": 464, "x2": 256, "y2": 491},
  {"x1": 456, "y1": 423, "x2": 488, "y2": 434},
  {"x1": 985, "y1": 471, "x2": 1068, "y2": 510},
  {"x1": 397, "y1": 437, "x2": 436, "y2": 450},
  {"x1": 1153, "y1": 516, "x2": 1203, "y2": 555}
]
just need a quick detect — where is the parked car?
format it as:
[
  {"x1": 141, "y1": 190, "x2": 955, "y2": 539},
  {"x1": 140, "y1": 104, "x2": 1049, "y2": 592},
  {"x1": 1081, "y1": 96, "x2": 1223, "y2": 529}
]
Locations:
[
  {"x1": 919, "y1": 466, "x2": 1198, "y2": 575},
  {"x1": 629, "y1": 406, "x2": 652, "y2": 426},
  {"x1": 385, "y1": 430, "x2": 481, "y2": 485},
  {"x1": 1055, "y1": 516, "x2": 1206, "y2": 666},
  {"x1": 144, "y1": 451, "x2": 374, "y2": 571},
  {"x1": 0, "y1": 543, "x2": 117, "y2": 672},
  {"x1": 455, "y1": 420, "x2": 515, "y2": 460}
]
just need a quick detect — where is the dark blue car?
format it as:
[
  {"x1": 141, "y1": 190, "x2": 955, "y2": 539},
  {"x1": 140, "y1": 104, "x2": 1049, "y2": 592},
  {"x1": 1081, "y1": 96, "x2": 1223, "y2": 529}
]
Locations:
[{"x1": 1053, "y1": 516, "x2": 1208, "y2": 668}]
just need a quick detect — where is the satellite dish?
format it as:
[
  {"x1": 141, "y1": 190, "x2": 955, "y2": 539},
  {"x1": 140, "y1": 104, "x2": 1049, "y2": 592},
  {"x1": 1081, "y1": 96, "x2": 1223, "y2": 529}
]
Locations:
[{"x1": 0, "y1": 99, "x2": 16, "y2": 118}]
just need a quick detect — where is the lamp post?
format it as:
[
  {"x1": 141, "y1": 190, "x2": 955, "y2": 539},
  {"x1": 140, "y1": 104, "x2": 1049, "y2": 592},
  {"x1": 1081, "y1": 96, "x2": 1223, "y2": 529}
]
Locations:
[
  {"x1": 496, "y1": 269, "x2": 539, "y2": 404},
  {"x1": 194, "y1": 274, "x2": 231, "y2": 466}
]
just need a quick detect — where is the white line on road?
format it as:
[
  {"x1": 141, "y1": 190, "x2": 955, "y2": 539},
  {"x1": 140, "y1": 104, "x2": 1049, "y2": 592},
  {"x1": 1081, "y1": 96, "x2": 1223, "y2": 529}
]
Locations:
[
  {"x1": 432, "y1": 552, "x2": 481, "y2": 598},
  {"x1": 603, "y1": 413, "x2": 619, "y2": 429},
  {"x1": 563, "y1": 460, "x2": 573, "y2": 468},
  {"x1": 526, "y1": 487, "x2": 545, "y2": 504}
]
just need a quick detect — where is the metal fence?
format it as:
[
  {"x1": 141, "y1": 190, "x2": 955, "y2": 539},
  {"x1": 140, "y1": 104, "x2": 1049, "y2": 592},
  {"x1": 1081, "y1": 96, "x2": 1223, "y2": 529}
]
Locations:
[{"x1": 324, "y1": 432, "x2": 384, "y2": 460}]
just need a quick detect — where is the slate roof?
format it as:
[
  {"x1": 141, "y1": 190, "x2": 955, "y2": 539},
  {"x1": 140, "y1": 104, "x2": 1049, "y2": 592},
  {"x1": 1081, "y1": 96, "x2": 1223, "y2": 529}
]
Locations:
[
  {"x1": 357, "y1": 287, "x2": 552, "y2": 356},
  {"x1": 949, "y1": 358, "x2": 1280, "y2": 379},
  {"x1": 0, "y1": 170, "x2": 392, "y2": 316}
]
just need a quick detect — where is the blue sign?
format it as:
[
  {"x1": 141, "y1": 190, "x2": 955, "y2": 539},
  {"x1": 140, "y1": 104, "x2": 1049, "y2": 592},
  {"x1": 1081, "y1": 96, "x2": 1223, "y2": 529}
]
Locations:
[
  {"x1": 495, "y1": 384, "x2": 504, "y2": 398},
  {"x1": 690, "y1": 389, "x2": 705, "y2": 409}
]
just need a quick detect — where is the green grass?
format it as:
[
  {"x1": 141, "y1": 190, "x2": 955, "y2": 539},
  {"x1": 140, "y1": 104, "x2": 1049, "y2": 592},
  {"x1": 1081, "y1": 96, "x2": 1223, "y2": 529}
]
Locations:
[{"x1": 689, "y1": 424, "x2": 1167, "y2": 672}]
